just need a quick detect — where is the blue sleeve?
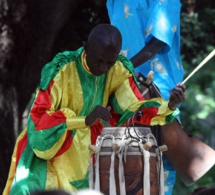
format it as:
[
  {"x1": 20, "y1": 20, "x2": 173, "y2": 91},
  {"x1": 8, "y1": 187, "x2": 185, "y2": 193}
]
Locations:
[{"x1": 145, "y1": 0, "x2": 181, "y2": 53}]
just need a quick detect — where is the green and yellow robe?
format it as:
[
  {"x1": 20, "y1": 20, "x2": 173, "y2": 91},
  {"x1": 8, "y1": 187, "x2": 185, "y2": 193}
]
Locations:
[{"x1": 3, "y1": 47, "x2": 179, "y2": 195}]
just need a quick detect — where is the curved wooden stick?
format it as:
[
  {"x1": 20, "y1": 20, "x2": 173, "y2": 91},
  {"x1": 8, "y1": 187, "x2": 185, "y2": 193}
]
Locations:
[{"x1": 182, "y1": 49, "x2": 215, "y2": 85}]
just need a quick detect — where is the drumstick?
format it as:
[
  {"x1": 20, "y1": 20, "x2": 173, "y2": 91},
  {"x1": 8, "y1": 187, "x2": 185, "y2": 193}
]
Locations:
[{"x1": 181, "y1": 49, "x2": 215, "y2": 85}]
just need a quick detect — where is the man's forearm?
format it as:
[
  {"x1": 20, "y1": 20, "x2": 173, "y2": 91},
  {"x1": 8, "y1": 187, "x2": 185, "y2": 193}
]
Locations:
[{"x1": 130, "y1": 37, "x2": 166, "y2": 68}]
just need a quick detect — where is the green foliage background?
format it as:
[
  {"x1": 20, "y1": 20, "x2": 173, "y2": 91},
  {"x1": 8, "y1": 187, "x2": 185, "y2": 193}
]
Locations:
[{"x1": 173, "y1": 0, "x2": 215, "y2": 194}]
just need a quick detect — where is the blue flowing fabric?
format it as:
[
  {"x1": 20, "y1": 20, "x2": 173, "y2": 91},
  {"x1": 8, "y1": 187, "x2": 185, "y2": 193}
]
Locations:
[
  {"x1": 107, "y1": 0, "x2": 184, "y2": 194},
  {"x1": 106, "y1": 0, "x2": 184, "y2": 101}
]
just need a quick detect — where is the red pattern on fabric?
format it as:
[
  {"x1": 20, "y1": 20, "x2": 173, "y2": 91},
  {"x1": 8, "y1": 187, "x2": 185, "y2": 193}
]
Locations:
[
  {"x1": 128, "y1": 77, "x2": 145, "y2": 101},
  {"x1": 54, "y1": 131, "x2": 73, "y2": 157},
  {"x1": 16, "y1": 133, "x2": 28, "y2": 166},
  {"x1": 110, "y1": 77, "x2": 145, "y2": 127},
  {"x1": 90, "y1": 121, "x2": 104, "y2": 145},
  {"x1": 109, "y1": 108, "x2": 120, "y2": 127},
  {"x1": 30, "y1": 80, "x2": 66, "y2": 130},
  {"x1": 128, "y1": 107, "x2": 159, "y2": 126}
]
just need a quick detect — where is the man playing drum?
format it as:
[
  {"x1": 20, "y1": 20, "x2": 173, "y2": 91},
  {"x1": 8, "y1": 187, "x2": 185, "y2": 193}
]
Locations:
[{"x1": 3, "y1": 24, "x2": 186, "y2": 195}]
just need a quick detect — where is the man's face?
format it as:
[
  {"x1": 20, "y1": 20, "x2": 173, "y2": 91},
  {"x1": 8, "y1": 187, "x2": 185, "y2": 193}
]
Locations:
[{"x1": 85, "y1": 43, "x2": 120, "y2": 76}]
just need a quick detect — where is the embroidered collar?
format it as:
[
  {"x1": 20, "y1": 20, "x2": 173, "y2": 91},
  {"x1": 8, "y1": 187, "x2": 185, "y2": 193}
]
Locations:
[{"x1": 81, "y1": 51, "x2": 91, "y2": 74}]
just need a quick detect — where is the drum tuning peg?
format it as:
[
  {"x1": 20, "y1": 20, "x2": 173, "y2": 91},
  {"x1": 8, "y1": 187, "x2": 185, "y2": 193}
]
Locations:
[
  {"x1": 88, "y1": 145, "x2": 99, "y2": 153},
  {"x1": 158, "y1": 145, "x2": 168, "y2": 152},
  {"x1": 112, "y1": 143, "x2": 120, "y2": 153},
  {"x1": 146, "y1": 71, "x2": 154, "y2": 84},
  {"x1": 144, "y1": 141, "x2": 152, "y2": 150}
]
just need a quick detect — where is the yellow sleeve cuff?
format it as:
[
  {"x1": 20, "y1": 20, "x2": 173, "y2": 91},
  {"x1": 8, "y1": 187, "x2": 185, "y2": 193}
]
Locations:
[
  {"x1": 66, "y1": 116, "x2": 86, "y2": 130},
  {"x1": 157, "y1": 99, "x2": 173, "y2": 115}
]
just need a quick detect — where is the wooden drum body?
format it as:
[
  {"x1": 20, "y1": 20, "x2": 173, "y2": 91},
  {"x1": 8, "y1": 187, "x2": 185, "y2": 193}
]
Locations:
[
  {"x1": 162, "y1": 119, "x2": 215, "y2": 185},
  {"x1": 88, "y1": 127, "x2": 165, "y2": 195}
]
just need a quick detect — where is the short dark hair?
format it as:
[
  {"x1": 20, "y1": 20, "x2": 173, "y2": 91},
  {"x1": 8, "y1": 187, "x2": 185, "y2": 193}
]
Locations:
[{"x1": 88, "y1": 24, "x2": 122, "y2": 49}]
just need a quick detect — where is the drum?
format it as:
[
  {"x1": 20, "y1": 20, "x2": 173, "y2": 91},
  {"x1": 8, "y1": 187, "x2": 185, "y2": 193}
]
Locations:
[
  {"x1": 136, "y1": 71, "x2": 215, "y2": 185},
  {"x1": 88, "y1": 127, "x2": 166, "y2": 195}
]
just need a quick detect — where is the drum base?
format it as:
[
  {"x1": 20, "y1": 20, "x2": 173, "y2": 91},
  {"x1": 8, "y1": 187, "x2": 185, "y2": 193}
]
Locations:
[{"x1": 99, "y1": 155, "x2": 159, "y2": 195}]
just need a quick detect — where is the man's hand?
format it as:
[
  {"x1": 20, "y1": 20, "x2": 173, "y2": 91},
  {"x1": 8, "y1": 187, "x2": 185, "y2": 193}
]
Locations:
[
  {"x1": 85, "y1": 105, "x2": 111, "y2": 126},
  {"x1": 168, "y1": 83, "x2": 186, "y2": 110}
]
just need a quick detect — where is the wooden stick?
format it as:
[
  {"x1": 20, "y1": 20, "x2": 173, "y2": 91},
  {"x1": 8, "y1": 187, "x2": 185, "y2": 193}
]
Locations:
[{"x1": 181, "y1": 49, "x2": 215, "y2": 85}]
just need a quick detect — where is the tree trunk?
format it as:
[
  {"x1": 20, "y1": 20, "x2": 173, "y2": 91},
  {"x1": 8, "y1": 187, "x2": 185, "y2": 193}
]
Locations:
[
  {"x1": 0, "y1": 0, "x2": 82, "y2": 192},
  {"x1": 0, "y1": 0, "x2": 109, "y2": 192}
]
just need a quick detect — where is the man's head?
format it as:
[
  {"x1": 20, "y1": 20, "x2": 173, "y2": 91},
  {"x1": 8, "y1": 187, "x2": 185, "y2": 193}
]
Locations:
[{"x1": 84, "y1": 24, "x2": 122, "y2": 76}]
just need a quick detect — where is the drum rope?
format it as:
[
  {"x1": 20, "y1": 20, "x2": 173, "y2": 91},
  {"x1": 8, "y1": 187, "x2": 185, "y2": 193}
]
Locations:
[
  {"x1": 139, "y1": 142, "x2": 151, "y2": 195},
  {"x1": 94, "y1": 136, "x2": 104, "y2": 191},
  {"x1": 110, "y1": 148, "x2": 117, "y2": 195},
  {"x1": 156, "y1": 147, "x2": 164, "y2": 195},
  {"x1": 118, "y1": 138, "x2": 126, "y2": 195},
  {"x1": 89, "y1": 153, "x2": 95, "y2": 189}
]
